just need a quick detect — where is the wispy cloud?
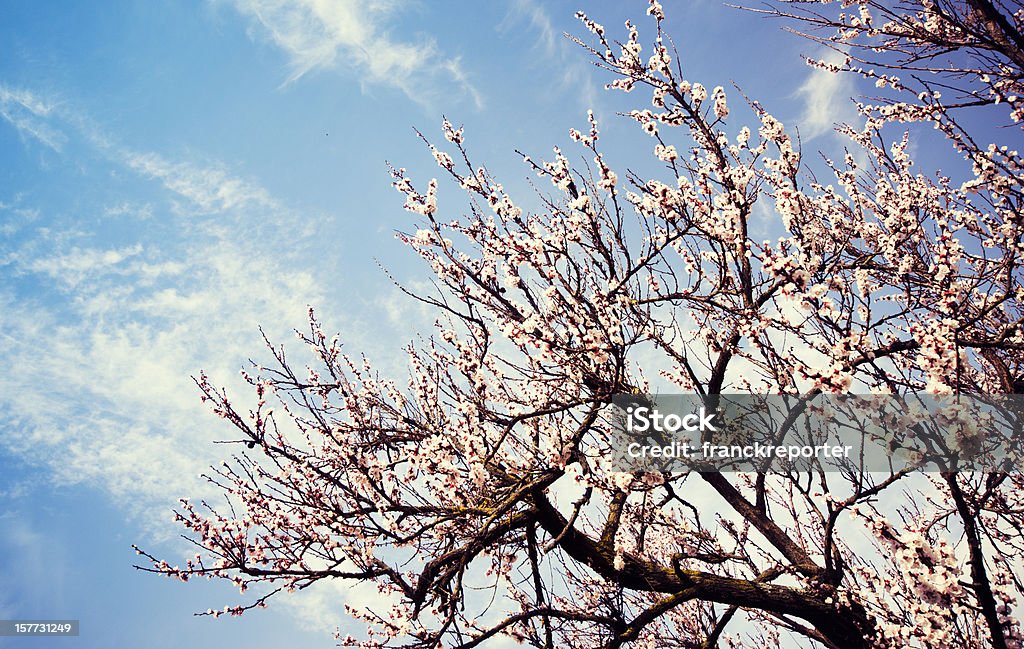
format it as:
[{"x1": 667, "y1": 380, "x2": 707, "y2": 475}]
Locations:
[
  {"x1": 794, "y1": 49, "x2": 858, "y2": 141},
  {"x1": 23, "y1": 244, "x2": 190, "y2": 292},
  {"x1": 228, "y1": 0, "x2": 483, "y2": 108},
  {"x1": 503, "y1": 0, "x2": 557, "y2": 57},
  {"x1": 0, "y1": 80, "x2": 467, "y2": 632},
  {"x1": 0, "y1": 238, "x2": 324, "y2": 538},
  {"x1": 0, "y1": 90, "x2": 329, "y2": 535},
  {"x1": 499, "y1": 0, "x2": 600, "y2": 113},
  {"x1": 441, "y1": 57, "x2": 483, "y2": 111},
  {"x1": 27, "y1": 244, "x2": 144, "y2": 284},
  {"x1": 124, "y1": 151, "x2": 279, "y2": 214},
  {"x1": 0, "y1": 85, "x2": 67, "y2": 151},
  {"x1": 0, "y1": 513, "x2": 67, "y2": 614}
]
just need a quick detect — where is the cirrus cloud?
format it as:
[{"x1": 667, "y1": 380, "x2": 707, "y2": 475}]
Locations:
[{"x1": 228, "y1": 0, "x2": 483, "y2": 108}]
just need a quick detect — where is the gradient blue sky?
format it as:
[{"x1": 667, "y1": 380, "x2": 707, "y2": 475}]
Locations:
[{"x1": 0, "y1": 1, "x2": 875, "y2": 647}]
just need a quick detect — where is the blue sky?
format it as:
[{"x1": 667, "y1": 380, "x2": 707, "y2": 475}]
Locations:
[{"x1": 0, "y1": 1, "x2": 872, "y2": 647}]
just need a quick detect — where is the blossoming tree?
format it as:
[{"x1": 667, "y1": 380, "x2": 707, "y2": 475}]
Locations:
[{"x1": 137, "y1": 2, "x2": 1024, "y2": 647}]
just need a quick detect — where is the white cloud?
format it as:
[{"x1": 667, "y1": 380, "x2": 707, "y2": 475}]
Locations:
[
  {"x1": 502, "y1": 0, "x2": 557, "y2": 57},
  {"x1": 26, "y1": 244, "x2": 145, "y2": 287},
  {"x1": 0, "y1": 231, "x2": 324, "y2": 531},
  {"x1": 0, "y1": 86, "x2": 55, "y2": 116},
  {"x1": 794, "y1": 49, "x2": 858, "y2": 141},
  {"x1": 0, "y1": 99, "x2": 331, "y2": 534},
  {"x1": 441, "y1": 57, "x2": 484, "y2": 111},
  {"x1": 103, "y1": 201, "x2": 155, "y2": 220},
  {"x1": 228, "y1": 0, "x2": 482, "y2": 108},
  {"x1": 124, "y1": 151, "x2": 279, "y2": 214},
  {"x1": 499, "y1": 0, "x2": 601, "y2": 113},
  {"x1": 0, "y1": 84, "x2": 448, "y2": 635},
  {"x1": 0, "y1": 85, "x2": 67, "y2": 151},
  {"x1": 0, "y1": 199, "x2": 42, "y2": 237}
]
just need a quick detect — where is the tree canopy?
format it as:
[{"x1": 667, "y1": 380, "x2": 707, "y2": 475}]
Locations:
[{"x1": 137, "y1": 2, "x2": 1024, "y2": 647}]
